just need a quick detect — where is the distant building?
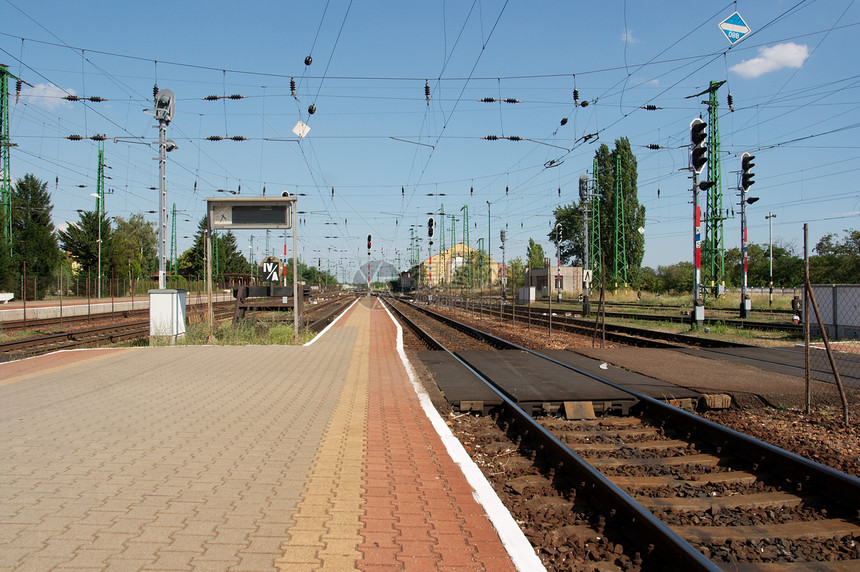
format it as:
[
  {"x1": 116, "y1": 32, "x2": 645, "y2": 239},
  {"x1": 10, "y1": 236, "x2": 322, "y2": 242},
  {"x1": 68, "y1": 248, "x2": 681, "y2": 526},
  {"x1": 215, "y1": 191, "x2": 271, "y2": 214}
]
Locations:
[
  {"x1": 525, "y1": 266, "x2": 584, "y2": 296},
  {"x1": 401, "y1": 243, "x2": 500, "y2": 290}
]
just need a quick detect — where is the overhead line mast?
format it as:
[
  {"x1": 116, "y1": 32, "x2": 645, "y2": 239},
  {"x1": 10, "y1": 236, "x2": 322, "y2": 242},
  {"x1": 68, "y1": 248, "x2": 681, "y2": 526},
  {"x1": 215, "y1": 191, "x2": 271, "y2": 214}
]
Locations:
[{"x1": 703, "y1": 80, "x2": 726, "y2": 296}]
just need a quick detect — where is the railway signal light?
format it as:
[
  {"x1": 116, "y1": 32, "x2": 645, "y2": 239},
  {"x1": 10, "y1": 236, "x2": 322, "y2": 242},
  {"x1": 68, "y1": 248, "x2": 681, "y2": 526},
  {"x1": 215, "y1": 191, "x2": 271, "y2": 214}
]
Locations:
[
  {"x1": 367, "y1": 234, "x2": 372, "y2": 250},
  {"x1": 427, "y1": 217, "x2": 434, "y2": 238},
  {"x1": 690, "y1": 118, "x2": 707, "y2": 174},
  {"x1": 741, "y1": 152, "x2": 756, "y2": 191},
  {"x1": 578, "y1": 174, "x2": 589, "y2": 202},
  {"x1": 556, "y1": 223, "x2": 562, "y2": 244}
]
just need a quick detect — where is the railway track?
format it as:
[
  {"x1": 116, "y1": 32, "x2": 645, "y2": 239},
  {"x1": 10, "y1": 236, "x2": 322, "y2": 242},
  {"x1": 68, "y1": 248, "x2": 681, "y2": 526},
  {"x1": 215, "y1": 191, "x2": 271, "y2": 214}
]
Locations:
[
  {"x1": 413, "y1": 293, "x2": 754, "y2": 349},
  {"x1": 414, "y1": 293, "x2": 802, "y2": 337},
  {"x1": 383, "y1": 296, "x2": 860, "y2": 570},
  {"x1": 0, "y1": 295, "x2": 356, "y2": 361}
]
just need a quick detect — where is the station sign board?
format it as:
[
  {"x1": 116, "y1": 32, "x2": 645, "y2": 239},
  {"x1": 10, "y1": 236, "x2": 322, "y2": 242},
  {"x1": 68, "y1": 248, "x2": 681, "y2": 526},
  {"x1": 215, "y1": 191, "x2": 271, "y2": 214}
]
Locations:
[{"x1": 206, "y1": 196, "x2": 295, "y2": 230}]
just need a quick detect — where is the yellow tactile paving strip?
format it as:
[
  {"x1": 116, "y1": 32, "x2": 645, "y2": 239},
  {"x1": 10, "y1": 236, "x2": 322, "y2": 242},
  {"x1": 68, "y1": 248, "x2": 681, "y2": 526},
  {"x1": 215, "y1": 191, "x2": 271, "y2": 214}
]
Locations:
[{"x1": 275, "y1": 302, "x2": 369, "y2": 571}]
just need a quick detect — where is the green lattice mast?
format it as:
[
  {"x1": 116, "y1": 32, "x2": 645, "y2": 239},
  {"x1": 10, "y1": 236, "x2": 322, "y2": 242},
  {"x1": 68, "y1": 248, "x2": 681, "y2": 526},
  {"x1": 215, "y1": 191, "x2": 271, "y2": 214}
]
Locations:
[
  {"x1": 613, "y1": 153, "x2": 627, "y2": 287},
  {"x1": 703, "y1": 80, "x2": 726, "y2": 296},
  {"x1": 1, "y1": 65, "x2": 16, "y2": 254},
  {"x1": 589, "y1": 156, "x2": 601, "y2": 280}
]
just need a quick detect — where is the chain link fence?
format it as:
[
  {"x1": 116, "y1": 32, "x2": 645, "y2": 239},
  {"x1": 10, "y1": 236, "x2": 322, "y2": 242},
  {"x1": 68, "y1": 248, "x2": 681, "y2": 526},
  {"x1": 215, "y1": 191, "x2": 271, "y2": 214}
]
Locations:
[{"x1": 803, "y1": 281, "x2": 860, "y2": 423}]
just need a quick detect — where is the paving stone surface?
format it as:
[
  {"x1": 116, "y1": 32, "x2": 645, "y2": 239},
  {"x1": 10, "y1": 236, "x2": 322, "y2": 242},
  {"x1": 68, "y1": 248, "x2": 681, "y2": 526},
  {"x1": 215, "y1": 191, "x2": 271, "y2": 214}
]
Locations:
[{"x1": 0, "y1": 298, "x2": 520, "y2": 571}]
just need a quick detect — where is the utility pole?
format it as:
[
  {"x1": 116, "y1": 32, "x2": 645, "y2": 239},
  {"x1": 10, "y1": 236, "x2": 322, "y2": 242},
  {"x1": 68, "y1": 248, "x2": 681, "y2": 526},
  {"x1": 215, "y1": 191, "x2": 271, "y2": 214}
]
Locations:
[
  {"x1": 555, "y1": 223, "x2": 562, "y2": 302},
  {"x1": 169, "y1": 203, "x2": 177, "y2": 276},
  {"x1": 691, "y1": 80, "x2": 728, "y2": 297},
  {"x1": 580, "y1": 173, "x2": 591, "y2": 315},
  {"x1": 151, "y1": 87, "x2": 176, "y2": 290},
  {"x1": 449, "y1": 213, "x2": 456, "y2": 288},
  {"x1": 613, "y1": 153, "x2": 627, "y2": 288},
  {"x1": 766, "y1": 212, "x2": 777, "y2": 307},
  {"x1": 500, "y1": 229, "x2": 506, "y2": 302},
  {"x1": 460, "y1": 205, "x2": 470, "y2": 291},
  {"x1": 486, "y1": 201, "x2": 491, "y2": 289},
  {"x1": 1, "y1": 64, "x2": 29, "y2": 255},
  {"x1": 739, "y1": 153, "x2": 758, "y2": 318},
  {"x1": 590, "y1": 156, "x2": 601, "y2": 288}
]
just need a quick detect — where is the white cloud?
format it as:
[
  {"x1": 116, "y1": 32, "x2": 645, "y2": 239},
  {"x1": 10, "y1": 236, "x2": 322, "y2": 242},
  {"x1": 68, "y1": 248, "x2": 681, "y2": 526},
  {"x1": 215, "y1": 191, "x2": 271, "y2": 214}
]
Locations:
[
  {"x1": 20, "y1": 83, "x2": 76, "y2": 110},
  {"x1": 621, "y1": 29, "x2": 638, "y2": 43},
  {"x1": 730, "y1": 42, "x2": 809, "y2": 79},
  {"x1": 632, "y1": 77, "x2": 660, "y2": 87}
]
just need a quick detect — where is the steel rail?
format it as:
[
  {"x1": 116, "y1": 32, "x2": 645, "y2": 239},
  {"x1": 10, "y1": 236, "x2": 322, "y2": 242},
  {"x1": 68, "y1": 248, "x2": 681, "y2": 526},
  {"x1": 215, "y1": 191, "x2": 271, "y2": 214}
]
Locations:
[
  {"x1": 382, "y1": 296, "x2": 720, "y2": 571},
  {"x1": 399, "y1": 297, "x2": 860, "y2": 509}
]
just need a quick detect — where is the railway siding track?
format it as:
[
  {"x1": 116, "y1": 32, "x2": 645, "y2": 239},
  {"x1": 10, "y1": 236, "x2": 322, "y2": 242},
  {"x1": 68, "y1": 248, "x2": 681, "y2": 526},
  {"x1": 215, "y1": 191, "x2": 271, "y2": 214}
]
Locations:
[
  {"x1": 0, "y1": 295, "x2": 355, "y2": 361},
  {"x1": 383, "y1": 295, "x2": 860, "y2": 570}
]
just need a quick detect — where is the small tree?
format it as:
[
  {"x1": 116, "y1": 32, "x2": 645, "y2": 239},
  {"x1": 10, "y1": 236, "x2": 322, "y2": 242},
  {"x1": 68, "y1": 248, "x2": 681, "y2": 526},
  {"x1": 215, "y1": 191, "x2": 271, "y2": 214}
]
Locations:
[{"x1": 526, "y1": 239, "x2": 545, "y2": 270}]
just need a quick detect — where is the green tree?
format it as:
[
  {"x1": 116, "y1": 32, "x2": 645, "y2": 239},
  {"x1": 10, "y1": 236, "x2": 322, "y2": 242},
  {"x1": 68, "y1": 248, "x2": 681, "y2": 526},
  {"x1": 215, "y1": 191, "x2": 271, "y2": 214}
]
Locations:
[
  {"x1": 657, "y1": 262, "x2": 694, "y2": 294},
  {"x1": 552, "y1": 138, "x2": 645, "y2": 287},
  {"x1": 508, "y1": 257, "x2": 525, "y2": 290},
  {"x1": 12, "y1": 174, "x2": 62, "y2": 299},
  {"x1": 526, "y1": 239, "x2": 545, "y2": 270},
  {"x1": 111, "y1": 214, "x2": 157, "y2": 280},
  {"x1": 178, "y1": 217, "x2": 248, "y2": 278},
  {"x1": 59, "y1": 209, "x2": 113, "y2": 283},
  {"x1": 813, "y1": 229, "x2": 859, "y2": 284}
]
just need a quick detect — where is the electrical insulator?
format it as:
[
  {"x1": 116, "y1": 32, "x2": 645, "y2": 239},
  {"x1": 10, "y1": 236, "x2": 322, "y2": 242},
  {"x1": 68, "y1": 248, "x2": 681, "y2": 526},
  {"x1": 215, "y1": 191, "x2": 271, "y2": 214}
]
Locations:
[
  {"x1": 580, "y1": 100, "x2": 589, "y2": 107},
  {"x1": 228, "y1": 94, "x2": 244, "y2": 100},
  {"x1": 194, "y1": 181, "x2": 197, "y2": 192},
  {"x1": 230, "y1": 136, "x2": 247, "y2": 141},
  {"x1": 331, "y1": 187, "x2": 335, "y2": 198},
  {"x1": 88, "y1": 96, "x2": 105, "y2": 102},
  {"x1": 727, "y1": 93, "x2": 734, "y2": 112},
  {"x1": 483, "y1": 135, "x2": 499, "y2": 141},
  {"x1": 203, "y1": 95, "x2": 219, "y2": 101},
  {"x1": 305, "y1": 56, "x2": 313, "y2": 66},
  {"x1": 425, "y1": 80, "x2": 430, "y2": 103},
  {"x1": 508, "y1": 136, "x2": 522, "y2": 141},
  {"x1": 641, "y1": 105, "x2": 661, "y2": 111},
  {"x1": 90, "y1": 134, "x2": 107, "y2": 141},
  {"x1": 206, "y1": 136, "x2": 223, "y2": 141},
  {"x1": 573, "y1": 88, "x2": 579, "y2": 105},
  {"x1": 503, "y1": 98, "x2": 521, "y2": 104},
  {"x1": 308, "y1": 104, "x2": 316, "y2": 115},
  {"x1": 64, "y1": 95, "x2": 80, "y2": 101},
  {"x1": 646, "y1": 144, "x2": 661, "y2": 150},
  {"x1": 290, "y1": 77, "x2": 296, "y2": 97},
  {"x1": 66, "y1": 135, "x2": 83, "y2": 141},
  {"x1": 153, "y1": 83, "x2": 158, "y2": 102},
  {"x1": 15, "y1": 79, "x2": 22, "y2": 103},
  {"x1": 402, "y1": 186, "x2": 405, "y2": 197},
  {"x1": 479, "y1": 97, "x2": 495, "y2": 103},
  {"x1": 470, "y1": 186, "x2": 473, "y2": 196},
  {"x1": 558, "y1": 187, "x2": 561, "y2": 197},
  {"x1": 560, "y1": 117, "x2": 568, "y2": 126},
  {"x1": 505, "y1": 186, "x2": 509, "y2": 196},
  {"x1": 238, "y1": 184, "x2": 241, "y2": 194}
]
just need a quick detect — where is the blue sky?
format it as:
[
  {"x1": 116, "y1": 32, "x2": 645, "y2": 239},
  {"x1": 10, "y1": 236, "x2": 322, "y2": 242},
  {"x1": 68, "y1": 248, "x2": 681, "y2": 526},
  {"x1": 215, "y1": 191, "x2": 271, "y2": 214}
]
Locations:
[{"x1": 2, "y1": 0, "x2": 859, "y2": 282}]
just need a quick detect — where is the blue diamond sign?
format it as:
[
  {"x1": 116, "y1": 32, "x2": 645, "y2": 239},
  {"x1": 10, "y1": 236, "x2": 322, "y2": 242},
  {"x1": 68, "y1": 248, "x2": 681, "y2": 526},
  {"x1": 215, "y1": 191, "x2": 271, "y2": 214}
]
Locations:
[{"x1": 719, "y1": 12, "x2": 751, "y2": 44}]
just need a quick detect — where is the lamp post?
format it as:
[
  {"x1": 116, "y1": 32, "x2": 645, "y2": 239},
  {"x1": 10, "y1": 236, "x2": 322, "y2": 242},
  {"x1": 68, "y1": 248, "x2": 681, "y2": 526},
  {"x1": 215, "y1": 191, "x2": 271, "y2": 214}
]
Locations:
[
  {"x1": 766, "y1": 212, "x2": 777, "y2": 307},
  {"x1": 739, "y1": 193, "x2": 759, "y2": 318},
  {"x1": 90, "y1": 194, "x2": 102, "y2": 298}
]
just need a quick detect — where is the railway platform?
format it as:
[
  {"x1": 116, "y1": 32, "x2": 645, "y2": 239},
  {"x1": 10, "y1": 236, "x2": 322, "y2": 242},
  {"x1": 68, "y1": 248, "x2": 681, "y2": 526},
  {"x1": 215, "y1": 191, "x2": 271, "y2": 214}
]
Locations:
[{"x1": 0, "y1": 297, "x2": 540, "y2": 571}]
